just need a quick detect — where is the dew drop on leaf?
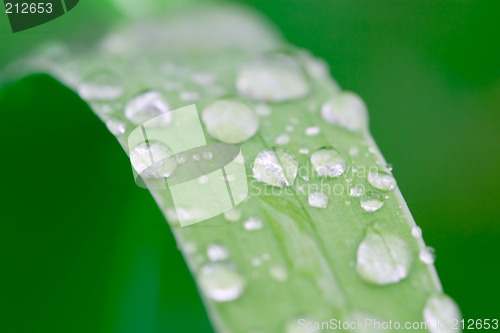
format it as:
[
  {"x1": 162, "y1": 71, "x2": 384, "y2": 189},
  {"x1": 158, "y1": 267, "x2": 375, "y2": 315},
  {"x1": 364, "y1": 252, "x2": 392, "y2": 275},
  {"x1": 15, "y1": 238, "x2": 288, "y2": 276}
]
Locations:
[
  {"x1": 237, "y1": 54, "x2": 309, "y2": 103},
  {"x1": 252, "y1": 149, "x2": 298, "y2": 187},
  {"x1": 244, "y1": 217, "x2": 263, "y2": 231},
  {"x1": 321, "y1": 92, "x2": 367, "y2": 131},
  {"x1": 310, "y1": 148, "x2": 346, "y2": 178},
  {"x1": 368, "y1": 171, "x2": 396, "y2": 191},
  {"x1": 308, "y1": 192, "x2": 328, "y2": 209},
  {"x1": 202, "y1": 99, "x2": 258, "y2": 144},
  {"x1": 125, "y1": 90, "x2": 170, "y2": 125},
  {"x1": 78, "y1": 70, "x2": 124, "y2": 101},
  {"x1": 198, "y1": 263, "x2": 245, "y2": 302},
  {"x1": 106, "y1": 119, "x2": 126, "y2": 135},
  {"x1": 129, "y1": 141, "x2": 177, "y2": 178},
  {"x1": 207, "y1": 244, "x2": 229, "y2": 262},
  {"x1": 423, "y1": 294, "x2": 462, "y2": 333},
  {"x1": 360, "y1": 191, "x2": 384, "y2": 212},
  {"x1": 356, "y1": 227, "x2": 412, "y2": 285}
]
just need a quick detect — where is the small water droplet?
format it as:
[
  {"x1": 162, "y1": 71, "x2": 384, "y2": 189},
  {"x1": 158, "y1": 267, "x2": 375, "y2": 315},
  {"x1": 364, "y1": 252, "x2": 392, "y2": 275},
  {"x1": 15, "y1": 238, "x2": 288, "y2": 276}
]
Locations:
[
  {"x1": 78, "y1": 71, "x2": 124, "y2": 101},
  {"x1": 423, "y1": 294, "x2": 461, "y2": 333},
  {"x1": 305, "y1": 126, "x2": 320, "y2": 136},
  {"x1": 237, "y1": 54, "x2": 309, "y2": 103},
  {"x1": 252, "y1": 149, "x2": 298, "y2": 187},
  {"x1": 349, "y1": 185, "x2": 364, "y2": 197},
  {"x1": 203, "y1": 151, "x2": 213, "y2": 160},
  {"x1": 310, "y1": 148, "x2": 346, "y2": 178},
  {"x1": 275, "y1": 134, "x2": 290, "y2": 145},
  {"x1": 411, "y1": 226, "x2": 422, "y2": 238},
  {"x1": 269, "y1": 265, "x2": 288, "y2": 282},
  {"x1": 286, "y1": 125, "x2": 294, "y2": 132},
  {"x1": 198, "y1": 263, "x2": 245, "y2": 302},
  {"x1": 202, "y1": 100, "x2": 258, "y2": 144},
  {"x1": 299, "y1": 148, "x2": 310, "y2": 155},
  {"x1": 207, "y1": 244, "x2": 229, "y2": 261},
  {"x1": 419, "y1": 247, "x2": 436, "y2": 265},
  {"x1": 130, "y1": 141, "x2": 177, "y2": 178},
  {"x1": 183, "y1": 242, "x2": 197, "y2": 255},
  {"x1": 321, "y1": 92, "x2": 367, "y2": 131},
  {"x1": 192, "y1": 154, "x2": 201, "y2": 161},
  {"x1": 345, "y1": 200, "x2": 351, "y2": 206},
  {"x1": 368, "y1": 171, "x2": 396, "y2": 191},
  {"x1": 244, "y1": 217, "x2": 263, "y2": 231},
  {"x1": 125, "y1": 91, "x2": 170, "y2": 125},
  {"x1": 191, "y1": 72, "x2": 215, "y2": 86},
  {"x1": 223, "y1": 208, "x2": 241, "y2": 222},
  {"x1": 349, "y1": 146, "x2": 359, "y2": 156},
  {"x1": 356, "y1": 227, "x2": 412, "y2": 285},
  {"x1": 386, "y1": 163, "x2": 393, "y2": 172},
  {"x1": 198, "y1": 175, "x2": 209, "y2": 184},
  {"x1": 106, "y1": 119, "x2": 126, "y2": 135},
  {"x1": 308, "y1": 192, "x2": 328, "y2": 209},
  {"x1": 360, "y1": 191, "x2": 384, "y2": 212}
]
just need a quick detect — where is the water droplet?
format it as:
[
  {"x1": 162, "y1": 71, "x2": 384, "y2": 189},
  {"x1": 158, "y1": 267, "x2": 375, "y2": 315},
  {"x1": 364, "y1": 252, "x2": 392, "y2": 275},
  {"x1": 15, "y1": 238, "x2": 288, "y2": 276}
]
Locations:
[
  {"x1": 192, "y1": 154, "x2": 200, "y2": 161},
  {"x1": 368, "y1": 171, "x2": 396, "y2": 191},
  {"x1": 356, "y1": 228, "x2": 412, "y2": 285},
  {"x1": 360, "y1": 191, "x2": 384, "y2": 212},
  {"x1": 321, "y1": 92, "x2": 367, "y2": 131},
  {"x1": 130, "y1": 141, "x2": 177, "y2": 178},
  {"x1": 125, "y1": 91, "x2": 170, "y2": 125},
  {"x1": 310, "y1": 148, "x2": 346, "y2": 178},
  {"x1": 203, "y1": 151, "x2": 213, "y2": 160},
  {"x1": 244, "y1": 217, "x2": 263, "y2": 231},
  {"x1": 223, "y1": 208, "x2": 241, "y2": 222},
  {"x1": 207, "y1": 244, "x2": 229, "y2": 261},
  {"x1": 275, "y1": 134, "x2": 290, "y2": 145},
  {"x1": 299, "y1": 148, "x2": 310, "y2": 155},
  {"x1": 237, "y1": 54, "x2": 309, "y2": 103},
  {"x1": 286, "y1": 125, "x2": 294, "y2": 132},
  {"x1": 305, "y1": 126, "x2": 320, "y2": 136},
  {"x1": 269, "y1": 265, "x2": 288, "y2": 282},
  {"x1": 419, "y1": 247, "x2": 436, "y2": 265},
  {"x1": 183, "y1": 242, "x2": 197, "y2": 255},
  {"x1": 386, "y1": 163, "x2": 393, "y2": 172},
  {"x1": 411, "y1": 226, "x2": 422, "y2": 238},
  {"x1": 106, "y1": 119, "x2": 126, "y2": 135},
  {"x1": 252, "y1": 149, "x2": 298, "y2": 187},
  {"x1": 198, "y1": 175, "x2": 209, "y2": 184},
  {"x1": 423, "y1": 294, "x2": 461, "y2": 333},
  {"x1": 198, "y1": 263, "x2": 245, "y2": 302},
  {"x1": 349, "y1": 185, "x2": 364, "y2": 197},
  {"x1": 78, "y1": 71, "x2": 124, "y2": 101},
  {"x1": 308, "y1": 192, "x2": 328, "y2": 209},
  {"x1": 202, "y1": 100, "x2": 258, "y2": 144},
  {"x1": 191, "y1": 72, "x2": 215, "y2": 86}
]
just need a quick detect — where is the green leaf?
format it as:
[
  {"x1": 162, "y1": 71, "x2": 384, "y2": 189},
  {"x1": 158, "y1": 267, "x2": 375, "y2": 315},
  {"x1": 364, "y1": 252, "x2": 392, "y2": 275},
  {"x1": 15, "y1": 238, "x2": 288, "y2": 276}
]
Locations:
[{"x1": 10, "y1": 4, "x2": 461, "y2": 333}]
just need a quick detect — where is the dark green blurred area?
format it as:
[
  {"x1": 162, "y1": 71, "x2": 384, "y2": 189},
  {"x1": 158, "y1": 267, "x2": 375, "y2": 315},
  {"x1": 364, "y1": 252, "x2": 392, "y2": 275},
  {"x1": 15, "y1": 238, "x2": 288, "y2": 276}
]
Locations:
[{"x1": 1, "y1": 1, "x2": 499, "y2": 332}]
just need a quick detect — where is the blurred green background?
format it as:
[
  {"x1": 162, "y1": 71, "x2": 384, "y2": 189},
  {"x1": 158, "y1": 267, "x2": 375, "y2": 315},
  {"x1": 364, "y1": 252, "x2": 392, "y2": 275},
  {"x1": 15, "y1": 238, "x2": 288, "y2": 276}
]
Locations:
[{"x1": 1, "y1": 1, "x2": 499, "y2": 332}]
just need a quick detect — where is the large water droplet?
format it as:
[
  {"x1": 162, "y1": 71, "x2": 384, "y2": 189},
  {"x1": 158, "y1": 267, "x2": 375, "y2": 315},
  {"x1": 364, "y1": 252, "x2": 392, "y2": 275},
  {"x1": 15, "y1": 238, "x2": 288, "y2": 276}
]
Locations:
[
  {"x1": 78, "y1": 70, "x2": 124, "y2": 101},
  {"x1": 198, "y1": 263, "x2": 245, "y2": 302},
  {"x1": 368, "y1": 171, "x2": 396, "y2": 191},
  {"x1": 237, "y1": 54, "x2": 309, "y2": 103},
  {"x1": 207, "y1": 244, "x2": 229, "y2": 262},
  {"x1": 310, "y1": 148, "x2": 346, "y2": 178},
  {"x1": 321, "y1": 92, "x2": 367, "y2": 131},
  {"x1": 308, "y1": 192, "x2": 328, "y2": 209},
  {"x1": 356, "y1": 227, "x2": 412, "y2": 285},
  {"x1": 360, "y1": 191, "x2": 384, "y2": 212},
  {"x1": 252, "y1": 149, "x2": 298, "y2": 187},
  {"x1": 130, "y1": 141, "x2": 177, "y2": 178},
  {"x1": 202, "y1": 100, "x2": 258, "y2": 144},
  {"x1": 423, "y1": 294, "x2": 461, "y2": 333},
  {"x1": 125, "y1": 91, "x2": 170, "y2": 125}
]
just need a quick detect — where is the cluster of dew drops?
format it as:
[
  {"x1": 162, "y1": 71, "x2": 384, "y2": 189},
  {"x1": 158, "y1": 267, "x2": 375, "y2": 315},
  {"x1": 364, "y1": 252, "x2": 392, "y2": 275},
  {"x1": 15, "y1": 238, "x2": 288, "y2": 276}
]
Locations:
[{"x1": 75, "y1": 50, "x2": 458, "y2": 333}]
